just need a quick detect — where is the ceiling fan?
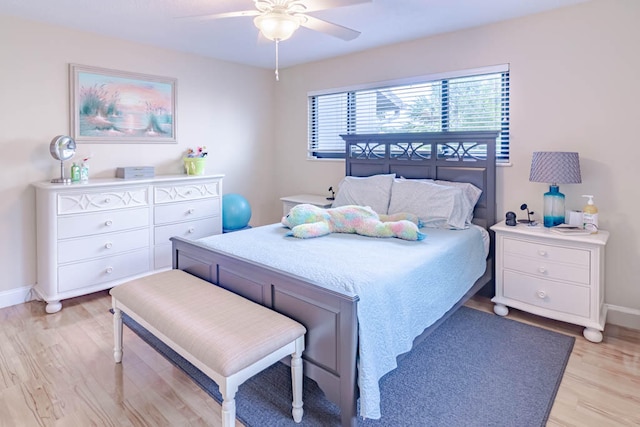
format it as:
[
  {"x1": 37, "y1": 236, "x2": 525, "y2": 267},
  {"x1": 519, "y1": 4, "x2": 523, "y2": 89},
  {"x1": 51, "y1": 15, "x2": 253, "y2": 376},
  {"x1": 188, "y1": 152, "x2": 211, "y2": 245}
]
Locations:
[{"x1": 182, "y1": 0, "x2": 372, "y2": 79}]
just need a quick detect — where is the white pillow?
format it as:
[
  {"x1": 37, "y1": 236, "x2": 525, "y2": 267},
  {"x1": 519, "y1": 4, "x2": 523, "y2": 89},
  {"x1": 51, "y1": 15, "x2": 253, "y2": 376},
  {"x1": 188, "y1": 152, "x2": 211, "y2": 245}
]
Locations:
[
  {"x1": 433, "y1": 180, "x2": 482, "y2": 211},
  {"x1": 398, "y1": 177, "x2": 482, "y2": 223},
  {"x1": 388, "y1": 179, "x2": 469, "y2": 229},
  {"x1": 332, "y1": 174, "x2": 395, "y2": 214}
]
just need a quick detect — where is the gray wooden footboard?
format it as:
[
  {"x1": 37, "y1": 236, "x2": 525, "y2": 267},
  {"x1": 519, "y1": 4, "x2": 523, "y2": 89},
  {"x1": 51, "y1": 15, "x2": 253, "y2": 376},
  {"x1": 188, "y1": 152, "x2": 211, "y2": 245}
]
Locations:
[{"x1": 171, "y1": 236, "x2": 360, "y2": 427}]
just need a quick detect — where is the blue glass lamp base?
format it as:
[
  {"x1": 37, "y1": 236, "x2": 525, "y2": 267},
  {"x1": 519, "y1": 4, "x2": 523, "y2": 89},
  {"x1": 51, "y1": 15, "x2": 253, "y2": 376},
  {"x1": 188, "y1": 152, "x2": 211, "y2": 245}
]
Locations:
[{"x1": 543, "y1": 185, "x2": 565, "y2": 227}]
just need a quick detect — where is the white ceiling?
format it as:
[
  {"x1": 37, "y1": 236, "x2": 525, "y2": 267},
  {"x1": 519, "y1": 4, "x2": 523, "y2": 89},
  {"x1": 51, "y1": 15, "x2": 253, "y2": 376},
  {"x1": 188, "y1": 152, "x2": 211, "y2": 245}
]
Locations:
[{"x1": 0, "y1": 0, "x2": 590, "y2": 69}]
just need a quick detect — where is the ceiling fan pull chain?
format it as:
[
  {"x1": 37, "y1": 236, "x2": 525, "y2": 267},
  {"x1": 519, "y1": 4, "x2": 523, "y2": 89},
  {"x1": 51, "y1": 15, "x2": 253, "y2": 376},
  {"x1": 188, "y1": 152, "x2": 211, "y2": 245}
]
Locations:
[{"x1": 275, "y1": 39, "x2": 280, "y2": 81}]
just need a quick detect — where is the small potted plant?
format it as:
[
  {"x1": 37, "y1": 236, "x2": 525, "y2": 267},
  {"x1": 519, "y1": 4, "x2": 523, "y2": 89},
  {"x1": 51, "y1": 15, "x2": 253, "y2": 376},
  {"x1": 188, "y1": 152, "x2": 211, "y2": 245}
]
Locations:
[{"x1": 184, "y1": 146, "x2": 208, "y2": 175}]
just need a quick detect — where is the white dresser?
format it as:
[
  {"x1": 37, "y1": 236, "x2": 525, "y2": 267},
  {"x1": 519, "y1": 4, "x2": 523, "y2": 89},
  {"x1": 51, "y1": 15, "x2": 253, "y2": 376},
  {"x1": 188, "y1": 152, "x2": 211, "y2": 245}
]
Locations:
[
  {"x1": 33, "y1": 174, "x2": 223, "y2": 313},
  {"x1": 491, "y1": 221, "x2": 609, "y2": 342}
]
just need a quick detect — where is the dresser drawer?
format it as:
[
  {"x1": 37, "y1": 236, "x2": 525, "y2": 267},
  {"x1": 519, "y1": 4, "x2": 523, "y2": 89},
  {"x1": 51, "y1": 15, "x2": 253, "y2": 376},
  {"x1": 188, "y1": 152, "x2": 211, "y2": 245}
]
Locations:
[
  {"x1": 58, "y1": 248, "x2": 150, "y2": 293},
  {"x1": 57, "y1": 187, "x2": 148, "y2": 214},
  {"x1": 58, "y1": 207, "x2": 150, "y2": 239},
  {"x1": 503, "y1": 270, "x2": 590, "y2": 318},
  {"x1": 154, "y1": 218, "x2": 220, "y2": 245},
  {"x1": 154, "y1": 198, "x2": 220, "y2": 225},
  {"x1": 58, "y1": 228, "x2": 149, "y2": 264},
  {"x1": 503, "y1": 237, "x2": 589, "y2": 266},
  {"x1": 154, "y1": 181, "x2": 221, "y2": 204},
  {"x1": 503, "y1": 253, "x2": 590, "y2": 285}
]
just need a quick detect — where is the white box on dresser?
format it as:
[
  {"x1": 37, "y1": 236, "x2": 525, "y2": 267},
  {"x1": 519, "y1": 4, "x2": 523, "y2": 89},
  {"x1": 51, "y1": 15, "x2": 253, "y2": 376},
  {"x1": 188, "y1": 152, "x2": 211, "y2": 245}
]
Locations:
[
  {"x1": 490, "y1": 221, "x2": 609, "y2": 342},
  {"x1": 33, "y1": 174, "x2": 223, "y2": 313}
]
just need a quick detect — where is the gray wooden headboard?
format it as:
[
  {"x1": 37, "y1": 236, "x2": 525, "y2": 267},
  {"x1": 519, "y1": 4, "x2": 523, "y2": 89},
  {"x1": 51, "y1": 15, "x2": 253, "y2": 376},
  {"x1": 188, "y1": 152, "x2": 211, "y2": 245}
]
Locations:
[{"x1": 341, "y1": 131, "x2": 498, "y2": 230}]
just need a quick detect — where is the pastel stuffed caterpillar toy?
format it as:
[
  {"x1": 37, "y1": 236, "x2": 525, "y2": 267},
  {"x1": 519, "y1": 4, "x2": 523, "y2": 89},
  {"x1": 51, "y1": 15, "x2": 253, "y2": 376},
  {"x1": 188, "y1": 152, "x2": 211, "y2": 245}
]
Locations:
[{"x1": 281, "y1": 204, "x2": 426, "y2": 241}]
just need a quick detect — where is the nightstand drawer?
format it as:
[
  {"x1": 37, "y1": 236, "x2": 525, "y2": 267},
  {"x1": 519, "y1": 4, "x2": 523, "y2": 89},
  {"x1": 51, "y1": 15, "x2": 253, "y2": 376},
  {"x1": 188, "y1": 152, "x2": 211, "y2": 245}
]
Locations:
[
  {"x1": 504, "y1": 237, "x2": 590, "y2": 266},
  {"x1": 503, "y1": 270, "x2": 590, "y2": 318},
  {"x1": 504, "y1": 253, "x2": 590, "y2": 285}
]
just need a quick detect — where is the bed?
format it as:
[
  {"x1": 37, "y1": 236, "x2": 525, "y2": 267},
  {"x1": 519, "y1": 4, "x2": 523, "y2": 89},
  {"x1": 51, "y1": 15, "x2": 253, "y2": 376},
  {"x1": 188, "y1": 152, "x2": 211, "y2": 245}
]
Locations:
[{"x1": 171, "y1": 131, "x2": 498, "y2": 426}]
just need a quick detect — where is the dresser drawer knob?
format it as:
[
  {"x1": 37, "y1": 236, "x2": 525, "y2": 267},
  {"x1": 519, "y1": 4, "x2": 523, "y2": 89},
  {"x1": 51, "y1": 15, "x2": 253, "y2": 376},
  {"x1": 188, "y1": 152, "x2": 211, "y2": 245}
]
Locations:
[
  {"x1": 104, "y1": 198, "x2": 111, "y2": 204},
  {"x1": 538, "y1": 266, "x2": 547, "y2": 274},
  {"x1": 105, "y1": 220, "x2": 113, "y2": 226},
  {"x1": 188, "y1": 208, "x2": 195, "y2": 214},
  {"x1": 188, "y1": 227, "x2": 195, "y2": 234},
  {"x1": 105, "y1": 242, "x2": 113, "y2": 249},
  {"x1": 106, "y1": 267, "x2": 114, "y2": 274},
  {"x1": 537, "y1": 250, "x2": 547, "y2": 257},
  {"x1": 537, "y1": 290, "x2": 547, "y2": 299}
]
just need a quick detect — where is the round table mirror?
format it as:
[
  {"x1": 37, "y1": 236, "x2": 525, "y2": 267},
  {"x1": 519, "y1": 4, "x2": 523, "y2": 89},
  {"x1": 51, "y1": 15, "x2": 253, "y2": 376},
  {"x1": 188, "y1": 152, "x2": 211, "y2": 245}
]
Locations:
[{"x1": 49, "y1": 135, "x2": 76, "y2": 183}]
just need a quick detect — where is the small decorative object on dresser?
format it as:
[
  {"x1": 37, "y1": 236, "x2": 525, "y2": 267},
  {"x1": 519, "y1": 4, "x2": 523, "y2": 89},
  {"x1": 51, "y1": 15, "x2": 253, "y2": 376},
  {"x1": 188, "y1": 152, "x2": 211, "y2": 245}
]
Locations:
[
  {"x1": 280, "y1": 194, "x2": 333, "y2": 216},
  {"x1": 491, "y1": 220, "x2": 609, "y2": 342},
  {"x1": 32, "y1": 174, "x2": 223, "y2": 313}
]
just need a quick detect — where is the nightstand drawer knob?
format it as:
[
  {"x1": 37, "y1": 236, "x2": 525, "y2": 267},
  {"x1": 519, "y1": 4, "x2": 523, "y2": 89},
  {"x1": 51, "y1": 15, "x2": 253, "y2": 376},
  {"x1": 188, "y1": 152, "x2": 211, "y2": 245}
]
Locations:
[
  {"x1": 188, "y1": 208, "x2": 195, "y2": 214},
  {"x1": 537, "y1": 250, "x2": 547, "y2": 257},
  {"x1": 105, "y1": 242, "x2": 113, "y2": 249},
  {"x1": 537, "y1": 290, "x2": 547, "y2": 299},
  {"x1": 538, "y1": 266, "x2": 547, "y2": 274},
  {"x1": 188, "y1": 227, "x2": 195, "y2": 234}
]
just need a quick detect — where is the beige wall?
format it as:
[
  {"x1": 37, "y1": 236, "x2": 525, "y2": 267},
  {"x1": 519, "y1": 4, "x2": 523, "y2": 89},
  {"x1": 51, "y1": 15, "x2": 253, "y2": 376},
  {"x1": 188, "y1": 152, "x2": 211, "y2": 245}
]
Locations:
[
  {"x1": 273, "y1": 0, "x2": 640, "y2": 327},
  {"x1": 0, "y1": 16, "x2": 276, "y2": 300}
]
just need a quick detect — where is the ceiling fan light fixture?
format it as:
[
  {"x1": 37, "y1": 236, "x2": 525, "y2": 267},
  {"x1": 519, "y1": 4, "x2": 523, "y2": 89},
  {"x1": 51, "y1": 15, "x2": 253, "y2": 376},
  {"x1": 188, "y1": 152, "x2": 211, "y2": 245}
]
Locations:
[{"x1": 254, "y1": 11, "x2": 301, "y2": 41}]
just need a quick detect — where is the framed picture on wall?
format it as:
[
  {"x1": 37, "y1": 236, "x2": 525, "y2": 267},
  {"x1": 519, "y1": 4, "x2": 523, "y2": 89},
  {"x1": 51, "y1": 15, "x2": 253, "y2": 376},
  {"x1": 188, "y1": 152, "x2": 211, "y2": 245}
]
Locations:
[{"x1": 69, "y1": 64, "x2": 177, "y2": 143}]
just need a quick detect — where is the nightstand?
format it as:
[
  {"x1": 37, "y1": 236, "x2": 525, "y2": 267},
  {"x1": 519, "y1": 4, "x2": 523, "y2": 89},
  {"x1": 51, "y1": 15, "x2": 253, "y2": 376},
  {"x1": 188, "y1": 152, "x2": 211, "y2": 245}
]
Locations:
[
  {"x1": 490, "y1": 221, "x2": 609, "y2": 342},
  {"x1": 280, "y1": 194, "x2": 333, "y2": 216}
]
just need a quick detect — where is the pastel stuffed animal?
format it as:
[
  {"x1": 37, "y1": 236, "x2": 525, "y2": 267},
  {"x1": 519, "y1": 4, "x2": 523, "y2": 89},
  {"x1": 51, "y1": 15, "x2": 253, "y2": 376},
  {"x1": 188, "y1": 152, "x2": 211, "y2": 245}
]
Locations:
[{"x1": 282, "y1": 204, "x2": 426, "y2": 241}]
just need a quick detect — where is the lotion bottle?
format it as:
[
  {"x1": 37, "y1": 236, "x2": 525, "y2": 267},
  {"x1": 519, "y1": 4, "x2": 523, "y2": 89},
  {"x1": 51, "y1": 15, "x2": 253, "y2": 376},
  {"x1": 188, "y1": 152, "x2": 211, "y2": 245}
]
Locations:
[
  {"x1": 582, "y1": 195, "x2": 598, "y2": 234},
  {"x1": 70, "y1": 163, "x2": 80, "y2": 183}
]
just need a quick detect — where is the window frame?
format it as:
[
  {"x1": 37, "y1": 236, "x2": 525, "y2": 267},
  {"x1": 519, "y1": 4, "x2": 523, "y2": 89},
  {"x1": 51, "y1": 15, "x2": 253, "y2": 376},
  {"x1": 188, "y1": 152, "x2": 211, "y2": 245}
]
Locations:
[{"x1": 308, "y1": 64, "x2": 510, "y2": 162}]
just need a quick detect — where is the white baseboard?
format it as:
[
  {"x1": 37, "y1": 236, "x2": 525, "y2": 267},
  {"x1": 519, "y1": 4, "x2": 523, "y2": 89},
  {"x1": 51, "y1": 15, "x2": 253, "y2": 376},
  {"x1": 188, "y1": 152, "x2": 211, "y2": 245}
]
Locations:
[
  {"x1": 606, "y1": 303, "x2": 640, "y2": 331},
  {"x1": 0, "y1": 285, "x2": 36, "y2": 310}
]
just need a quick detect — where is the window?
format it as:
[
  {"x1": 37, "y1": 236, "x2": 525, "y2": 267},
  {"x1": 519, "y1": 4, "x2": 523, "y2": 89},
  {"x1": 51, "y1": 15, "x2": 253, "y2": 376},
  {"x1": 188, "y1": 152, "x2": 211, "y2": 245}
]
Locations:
[{"x1": 308, "y1": 65, "x2": 510, "y2": 161}]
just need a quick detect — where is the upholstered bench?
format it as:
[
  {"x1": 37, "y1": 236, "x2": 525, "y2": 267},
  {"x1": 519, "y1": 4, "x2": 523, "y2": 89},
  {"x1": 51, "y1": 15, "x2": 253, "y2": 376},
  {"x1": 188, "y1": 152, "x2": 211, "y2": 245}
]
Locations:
[{"x1": 109, "y1": 269, "x2": 306, "y2": 427}]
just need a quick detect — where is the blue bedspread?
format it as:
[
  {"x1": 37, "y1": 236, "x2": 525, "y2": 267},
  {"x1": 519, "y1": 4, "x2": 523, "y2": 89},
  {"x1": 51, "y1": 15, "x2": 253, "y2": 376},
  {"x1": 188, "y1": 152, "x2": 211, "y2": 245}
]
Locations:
[{"x1": 198, "y1": 224, "x2": 486, "y2": 419}]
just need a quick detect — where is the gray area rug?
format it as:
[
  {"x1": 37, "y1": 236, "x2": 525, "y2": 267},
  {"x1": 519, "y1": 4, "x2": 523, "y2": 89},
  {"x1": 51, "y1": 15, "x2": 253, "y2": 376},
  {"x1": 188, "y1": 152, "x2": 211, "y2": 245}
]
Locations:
[{"x1": 118, "y1": 306, "x2": 574, "y2": 426}]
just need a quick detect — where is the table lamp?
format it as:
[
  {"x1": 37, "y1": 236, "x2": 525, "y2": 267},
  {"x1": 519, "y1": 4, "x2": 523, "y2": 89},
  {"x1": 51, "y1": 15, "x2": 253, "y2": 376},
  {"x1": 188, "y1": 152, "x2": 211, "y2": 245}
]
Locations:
[{"x1": 529, "y1": 151, "x2": 581, "y2": 227}]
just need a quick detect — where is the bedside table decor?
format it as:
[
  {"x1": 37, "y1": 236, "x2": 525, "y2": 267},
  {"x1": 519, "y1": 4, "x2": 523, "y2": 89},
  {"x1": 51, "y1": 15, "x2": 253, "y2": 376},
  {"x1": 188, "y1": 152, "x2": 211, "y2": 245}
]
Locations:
[
  {"x1": 529, "y1": 151, "x2": 582, "y2": 227},
  {"x1": 491, "y1": 221, "x2": 609, "y2": 343}
]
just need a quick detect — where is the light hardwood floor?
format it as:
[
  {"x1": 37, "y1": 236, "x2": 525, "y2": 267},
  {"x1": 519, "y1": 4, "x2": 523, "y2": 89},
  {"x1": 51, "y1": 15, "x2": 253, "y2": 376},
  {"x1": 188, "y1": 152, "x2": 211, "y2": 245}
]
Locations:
[{"x1": 1, "y1": 291, "x2": 638, "y2": 426}]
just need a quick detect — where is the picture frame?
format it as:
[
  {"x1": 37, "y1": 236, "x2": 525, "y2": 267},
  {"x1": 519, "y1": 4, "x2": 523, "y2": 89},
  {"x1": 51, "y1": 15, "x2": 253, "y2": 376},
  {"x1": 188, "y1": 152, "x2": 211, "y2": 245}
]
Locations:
[{"x1": 69, "y1": 64, "x2": 177, "y2": 143}]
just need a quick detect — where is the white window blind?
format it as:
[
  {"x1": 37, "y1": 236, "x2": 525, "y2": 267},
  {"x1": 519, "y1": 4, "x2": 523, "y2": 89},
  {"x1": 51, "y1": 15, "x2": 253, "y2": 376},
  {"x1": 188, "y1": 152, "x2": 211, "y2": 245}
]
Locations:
[{"x1": 308, "y1": 65, "x2": 510, "y2": 161}]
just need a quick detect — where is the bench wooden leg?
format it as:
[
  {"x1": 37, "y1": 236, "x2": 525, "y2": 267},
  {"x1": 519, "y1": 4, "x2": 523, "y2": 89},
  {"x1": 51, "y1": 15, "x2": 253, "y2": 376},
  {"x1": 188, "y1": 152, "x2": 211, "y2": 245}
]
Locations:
[
  {"x1": 112, "y1": 303, "x2": 123, "y2": 364},
  {"x1": 220, "y1": 383, "x2": 238, "y2": 427},
  {"x1": 291, "y1": 336, "x2": 305, "y2": 423}
]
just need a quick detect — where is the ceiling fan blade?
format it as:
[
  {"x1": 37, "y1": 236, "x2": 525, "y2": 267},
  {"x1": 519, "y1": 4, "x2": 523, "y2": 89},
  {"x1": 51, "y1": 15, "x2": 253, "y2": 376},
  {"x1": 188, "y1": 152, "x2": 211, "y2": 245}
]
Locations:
[
  {"x1": 303, "y1": 0, "x2": 372, "y2": 13},
  {"x1": 176, "y1": 10, "x2": 260, "y2": 21},
  {"x1": 301, "y1": 15, "x2": 361, "y2": 41}
]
